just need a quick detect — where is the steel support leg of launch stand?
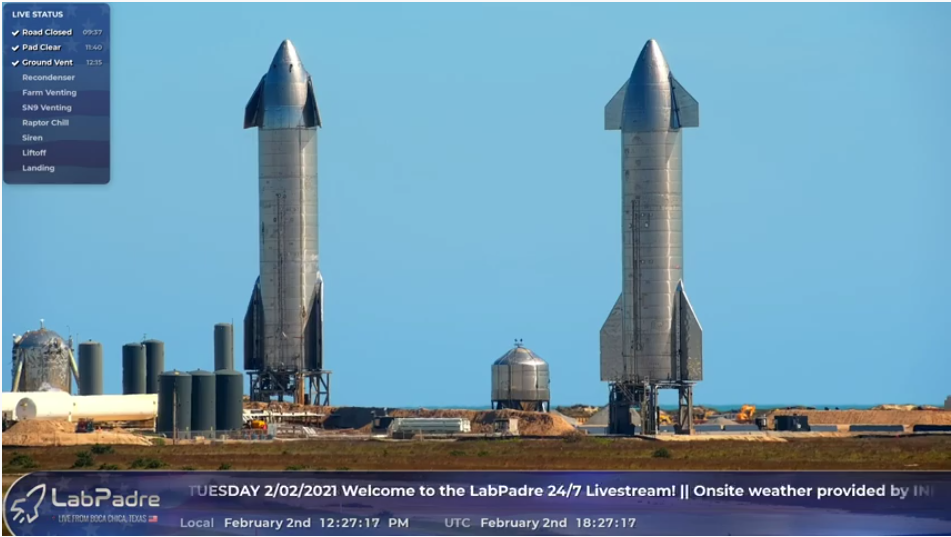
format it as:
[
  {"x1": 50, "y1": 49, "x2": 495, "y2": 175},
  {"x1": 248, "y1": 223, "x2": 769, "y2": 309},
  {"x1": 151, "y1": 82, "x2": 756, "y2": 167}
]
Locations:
[{"x1": 676, "y1": 384, "x2": 694, "y2": 435}]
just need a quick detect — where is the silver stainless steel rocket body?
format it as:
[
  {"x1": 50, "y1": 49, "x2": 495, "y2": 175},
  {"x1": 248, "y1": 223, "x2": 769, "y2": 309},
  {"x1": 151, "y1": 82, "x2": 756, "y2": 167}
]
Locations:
[
  {"x1": 243, "y1": 40, "x2": 330, "y2": 404},
  {"x1": 600, "y1": 39, "x2": 703, "y2": 435}
]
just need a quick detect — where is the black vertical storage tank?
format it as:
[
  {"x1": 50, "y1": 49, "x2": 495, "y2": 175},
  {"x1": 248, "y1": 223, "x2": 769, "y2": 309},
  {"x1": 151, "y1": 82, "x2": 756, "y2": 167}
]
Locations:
[
  {"x1": 157, "y1": 370, "x2": 192, "y2": 437},
  {"x1": 189, "y1": 369, "x2": 216, "y2": 436},
  {"x1": 215, "y1": 369, "x2": 244, "y2": 432},
  {"x1": 142, "y1": 340, "x2": 165, "y2": 394},
  {"x1": 78, "y1": 341, "x2": 104, "y2": 396},
  {"x1": 122, "y1": 343, "x2": 147, "y2": 394},
  {"x1": 214, "y1": 324, "x2": 234, "y2": 371}
]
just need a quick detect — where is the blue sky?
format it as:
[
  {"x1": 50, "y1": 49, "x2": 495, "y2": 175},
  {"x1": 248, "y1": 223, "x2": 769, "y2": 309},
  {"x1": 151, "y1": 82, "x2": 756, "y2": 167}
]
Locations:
[{"x1": 3, "y1": 3, "x2": 950, "y2": 407}]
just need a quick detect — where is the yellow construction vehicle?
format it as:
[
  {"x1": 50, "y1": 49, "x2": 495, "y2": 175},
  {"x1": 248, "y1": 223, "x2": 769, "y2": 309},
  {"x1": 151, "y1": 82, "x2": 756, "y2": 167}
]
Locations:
[
  {"x1": 245, "y1": 419, "x2": 267, "y2": 430},
  {"x1": 659, "y1": 414, "x2": 673, "y2": 426},
  {"x1": 736, "y1": 405, "x2": 756, "y2": 423}
]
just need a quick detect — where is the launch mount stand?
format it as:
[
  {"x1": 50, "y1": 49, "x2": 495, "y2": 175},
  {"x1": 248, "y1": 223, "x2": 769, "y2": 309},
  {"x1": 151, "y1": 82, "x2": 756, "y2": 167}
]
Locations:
[
  {"x1": 248, "y1": 368, "x2": 331, "y2": 406},
  {"x1": 608, "y1": 381, "x2": 695, "y2": 436}
]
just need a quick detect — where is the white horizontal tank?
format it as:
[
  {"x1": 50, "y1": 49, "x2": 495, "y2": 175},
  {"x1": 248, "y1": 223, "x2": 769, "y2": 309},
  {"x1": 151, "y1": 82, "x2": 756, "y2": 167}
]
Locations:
[
  {"x1": 15, "y1": 396, "x2": 73, "y2": 421},
  {"x1": 72, "y1": 394, "x2": 157, "y2": 421},
  {"x1": 390, "y1": 418, "x2": 471, "y2": 434},
  {"x1": 2, "y1": 392, "x2": 157, "y2": 422}
]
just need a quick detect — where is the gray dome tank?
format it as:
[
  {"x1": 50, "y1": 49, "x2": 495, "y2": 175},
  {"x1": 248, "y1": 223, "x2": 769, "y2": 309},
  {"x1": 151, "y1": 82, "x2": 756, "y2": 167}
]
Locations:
[
  {"x1": 11, "y1": 322, "x2": 74, "y2": 393},
  {"x1": 491, "y1": 340, "x2": 551, "y2": 412}
]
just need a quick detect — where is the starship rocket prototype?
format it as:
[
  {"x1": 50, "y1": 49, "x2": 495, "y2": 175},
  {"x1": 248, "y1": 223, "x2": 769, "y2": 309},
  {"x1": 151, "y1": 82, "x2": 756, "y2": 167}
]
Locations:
[
  {"x1": 600, "y1": 39, "x2": 703, "y2": 433},
  {"x1": 242, "y1": 40, "x2": 327, "y2": 403}
]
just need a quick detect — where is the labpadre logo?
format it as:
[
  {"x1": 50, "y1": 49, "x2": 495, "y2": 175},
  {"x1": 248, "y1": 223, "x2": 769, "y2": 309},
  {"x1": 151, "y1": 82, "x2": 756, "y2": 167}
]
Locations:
[{"x1": 8, "y1": 484, "x2": 47, "y2": 525}]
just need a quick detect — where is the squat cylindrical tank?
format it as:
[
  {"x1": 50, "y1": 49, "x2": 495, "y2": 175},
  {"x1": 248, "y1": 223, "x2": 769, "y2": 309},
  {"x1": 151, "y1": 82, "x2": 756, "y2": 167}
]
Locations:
[
  {"x1": 214, "y1": 324, "x2": 234, "y2": 371},
  {"x1": 215, "y1": 369, "x2": 244, "y2": 432},
  {"x1": 142, "y1": 340, "x2": 165, "y2": 394},
  {"x1": 78, "y1": 341, "x2": 104, "y2": 396},
  {"x1": 491, "y1": 340, "x2": 551, "y2": 411},
  {"x1": 12, "y1": 326, "x2": 72, "y2": 393},
  {"x1": 157, "y1": 370, "x2": 192, "y2": 436},
  {"x1": 122, "y1": 343, "x2": 147, "y2": 395},
  {"x1": 189, "y1": 369, "x2": 216, "y2": 435}
]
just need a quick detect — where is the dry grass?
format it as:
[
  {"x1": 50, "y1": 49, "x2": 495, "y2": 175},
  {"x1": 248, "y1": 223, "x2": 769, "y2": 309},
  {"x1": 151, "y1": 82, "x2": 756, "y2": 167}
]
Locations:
[{"x1": 2, "y1": 435, "x2": 949, "y2": 472}]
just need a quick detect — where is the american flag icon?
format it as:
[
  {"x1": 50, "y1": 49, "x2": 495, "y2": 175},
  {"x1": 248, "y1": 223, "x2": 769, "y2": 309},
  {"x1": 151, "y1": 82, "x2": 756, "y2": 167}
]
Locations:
[{"x1": 148, "y1": 516, "x2": 159, "y2": 523}]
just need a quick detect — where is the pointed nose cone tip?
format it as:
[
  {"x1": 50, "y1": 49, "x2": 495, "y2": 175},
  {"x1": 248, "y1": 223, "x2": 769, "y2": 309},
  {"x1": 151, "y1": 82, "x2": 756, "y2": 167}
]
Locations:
[
  {"x1": 271, "y1": 39, "x2": 302, "y2": 66},
  {"x1": 630, "y1": 38, "x2": 670, "y2": 83}
]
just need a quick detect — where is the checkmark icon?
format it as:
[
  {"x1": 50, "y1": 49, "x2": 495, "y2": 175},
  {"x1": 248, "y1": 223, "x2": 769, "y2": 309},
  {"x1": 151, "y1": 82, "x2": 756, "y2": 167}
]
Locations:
[
  {"x1": 12, "y1": 60, "x2": 20, "y2": 67},
  {"x1": 12, "y1": 30, "x2": 20, "y2": 37},
  {"x1": 12, "y1": 45, "x2": 20, "y2": 52}
]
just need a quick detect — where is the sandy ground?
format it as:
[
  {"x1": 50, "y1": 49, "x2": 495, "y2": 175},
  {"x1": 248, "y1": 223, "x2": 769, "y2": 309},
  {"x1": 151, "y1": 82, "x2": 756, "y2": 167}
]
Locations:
[{"x1": 2, "y1": 420, "x2": 152, "y2": 447}]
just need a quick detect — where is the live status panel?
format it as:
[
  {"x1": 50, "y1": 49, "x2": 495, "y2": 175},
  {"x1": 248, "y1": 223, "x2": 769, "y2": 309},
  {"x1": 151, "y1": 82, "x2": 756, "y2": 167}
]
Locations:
[{"x1": 3, "y1": 3, "x2": 110, "y2": 185}]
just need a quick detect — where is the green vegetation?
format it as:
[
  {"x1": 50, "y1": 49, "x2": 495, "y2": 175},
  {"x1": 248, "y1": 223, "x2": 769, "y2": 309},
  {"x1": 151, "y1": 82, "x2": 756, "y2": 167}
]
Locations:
[
  {"x1": 5, "y1": 454, "x2": 37, "y2": 469},
  {"x1": 652, "y1": 447, "x2": 672, "y2": 459},
  {"x1": 129, "y1": 457, "x2": 167, "y2": 470},
  {"x1": 90, "y1": 444, "x2": 114, "y2": 455},
  {"x1": 72, "y1": 451, "x2": 95, "y2": 468}
]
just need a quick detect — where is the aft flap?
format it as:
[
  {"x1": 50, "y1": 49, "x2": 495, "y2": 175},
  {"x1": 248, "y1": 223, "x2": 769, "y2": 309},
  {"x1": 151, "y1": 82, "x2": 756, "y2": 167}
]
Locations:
[
  {"x1": 677, "y1": 282, "x2": 703, "y2": 381},
  {"x1": 670, "y1": 74, "x2": 699, "y2": 128},
  {"x1": 600, "y1": 294, "x2": 624, "y2": 381},
  {"x1": 604, "y1": 80, "x2": 628, "y2": 131}
]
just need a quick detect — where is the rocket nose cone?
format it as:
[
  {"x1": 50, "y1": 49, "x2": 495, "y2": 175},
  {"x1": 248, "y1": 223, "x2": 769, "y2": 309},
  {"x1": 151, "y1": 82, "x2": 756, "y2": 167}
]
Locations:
[
  {"x1": 270, "y1": 39, "x2": 303, "y2": 68},
  {"x1": 631, "y1": 38, "x2": 670, "y2": 83}
]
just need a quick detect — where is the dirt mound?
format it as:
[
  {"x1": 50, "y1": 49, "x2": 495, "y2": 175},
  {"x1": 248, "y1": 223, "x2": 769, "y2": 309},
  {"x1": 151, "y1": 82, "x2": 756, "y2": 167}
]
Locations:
[
  {"x1": 768, "y1": 409, "x2": 951, "y2": 426},
  {"x1": 372, "y1": 409, "x2": 577, "y2": 436},
  {"x1": 2, "y1": 420, "x2": 152, "y2": 447},
  {"x1": 872, "y1": 404, "x2": 942, "y2": 411},
  {"x1": 554, "y1": 405, "x2": 601, "y2": 419}
]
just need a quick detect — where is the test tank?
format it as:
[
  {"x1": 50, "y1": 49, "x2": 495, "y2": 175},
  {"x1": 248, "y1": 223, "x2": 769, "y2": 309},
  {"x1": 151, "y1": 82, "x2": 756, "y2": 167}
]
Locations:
[
  {"x1": 491, "y1": 341, "x2": 550, "y2": 412},
  {"x1": 11, "y1": 326, "x2": 73, "y2": 393}
]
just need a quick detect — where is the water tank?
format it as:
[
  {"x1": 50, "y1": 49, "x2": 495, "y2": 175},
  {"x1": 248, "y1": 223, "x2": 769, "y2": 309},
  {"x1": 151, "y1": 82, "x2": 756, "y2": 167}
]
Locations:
[
  {"x1": 157, "y1": 370, "x2": 192, "y2": 436},
  {"x1": 78, "y1": 342, "x2": 104, "y2": 396},
  {"x1": 214, "y1": 324, "x2": 234, "y2": 371},
  {"x1": 491, "y1": 340, "x2": 551, "y2": 412},
  {"x1": 143, "y1": 340, "x2": 165, "y2": 394},
  {"x1": 122, "y1": 343, "x2": 147, "y2": 394},
  {"x1": 215, "y1": 369, "x2": 244, "y2": 432},
  {"x1": 189, "y1": 369, "x2": 216, "y2": 436},
  {"x1": 12, "y1": 325, "x2": 73, "y2": 393}
]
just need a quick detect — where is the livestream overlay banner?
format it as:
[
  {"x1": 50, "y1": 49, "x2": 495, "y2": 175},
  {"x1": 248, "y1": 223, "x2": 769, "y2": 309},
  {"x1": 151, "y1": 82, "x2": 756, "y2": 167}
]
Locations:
[
  {"x1": 2, "y1": 472, "x2": 950, "y2": 536},
  {"x1": 3, "y1": 3, "x2": 110, "y2": 184}
]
